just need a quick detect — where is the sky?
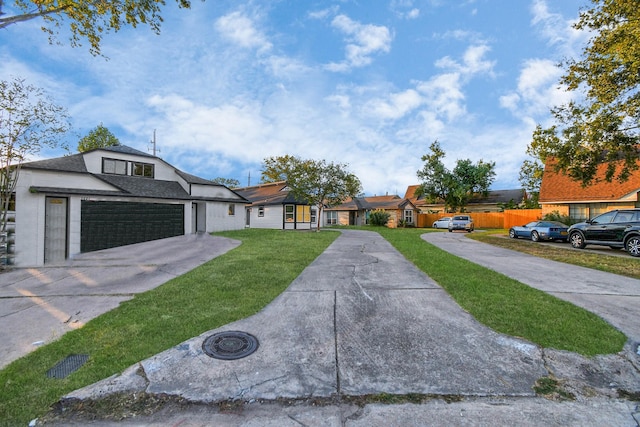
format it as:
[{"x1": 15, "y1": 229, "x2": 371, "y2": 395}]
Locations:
[{"x1": 0, "y1": 0, "x2": 589, "y2": 196}]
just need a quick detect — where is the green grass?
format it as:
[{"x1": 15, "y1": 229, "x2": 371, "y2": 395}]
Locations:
[
  {"x1": 0, "y1": 227, "x2": 630, "y2": 425},
  {"x1": 0, "y1": 229, "x2": 339, "y2": 427},
  {"x1": 371, "y1": 227, "x2": 626, "y2": 357}
]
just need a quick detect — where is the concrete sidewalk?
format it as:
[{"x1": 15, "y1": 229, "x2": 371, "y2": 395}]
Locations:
[
  {"x1": 41, "y1": 230, "x2": 640, "y2": 426},
  {"x1": 0, "y1": 233, "x2": 240, "y2": 369},
  {"x1": 422, "y1": 232, "x2": 640, "y2": 344}
]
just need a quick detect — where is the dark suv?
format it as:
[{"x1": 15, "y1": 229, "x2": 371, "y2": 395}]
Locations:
[{"x1": 567, "y1": 209, "x2": 640, "y2": 257}]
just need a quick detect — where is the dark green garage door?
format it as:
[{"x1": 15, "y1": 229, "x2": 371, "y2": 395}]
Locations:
[{"x1": 81, "y1": 201, "x2": 184, "y2": 252}]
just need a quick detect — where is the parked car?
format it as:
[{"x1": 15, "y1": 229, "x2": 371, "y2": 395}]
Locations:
[
  {"x1": 432, "y1": 217, "x2": 452, "y2": 229},
  {"x1": 508, "y1": 221, "x2": 569, "y2": 242},
  {"x1": 448, "y1": 215, "x2": 474, "y2": 232},
  {"x1": 567, "y1": 209, "x2": 640, "y2": 257}
]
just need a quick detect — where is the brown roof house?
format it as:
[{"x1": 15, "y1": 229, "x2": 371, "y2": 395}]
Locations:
[
  {"x1": 404, "y1": 185, "x2": 526, "y2": 213},
  {"x1": 539, "y1": 159, "x2": 640, "y2": 221},
  {"x1": 234, "y1": 181, "x2": 319, "y2": 230},
  {"x1": 324, "y1": 195, "x2": 417, "y2": 228}
]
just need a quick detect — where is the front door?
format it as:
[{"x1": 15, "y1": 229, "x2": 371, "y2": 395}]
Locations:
[{"x1": 44, "y1": 197, "x2": 68, "y2": 263}]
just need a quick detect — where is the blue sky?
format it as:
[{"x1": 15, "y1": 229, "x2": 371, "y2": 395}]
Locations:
[{"x1": 0, "y1": 0, "x2": 588, "y2": 195}]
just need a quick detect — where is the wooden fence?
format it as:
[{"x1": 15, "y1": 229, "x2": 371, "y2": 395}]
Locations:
[{"x1": 417, "y1": 209, "x2": 542, "y2": 229}]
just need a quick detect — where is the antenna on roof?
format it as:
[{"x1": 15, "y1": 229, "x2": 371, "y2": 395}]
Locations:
[
  {"x1": 248, "y1": 171, "x2": 251, "y2": 187},
  {"x1": 148, "y1": 130, "x2": 161, "y2": 156}
]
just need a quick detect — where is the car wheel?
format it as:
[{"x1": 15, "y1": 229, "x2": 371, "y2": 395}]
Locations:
[
  {"x1": 569, "y1": 231, "x2": 586, "y2": 249},
  {"x1": 531, "y1": 231, "x2": 540, "y2": 242},
  {"x1": 509, "y1": 229, "x2": 517, "y2": 239},
  {"x1": 448, "y1": 229, "x2": 452, "y2": 232},
  {"x1": 625, "y1": 236, "x2": 640, "y2": 257}
]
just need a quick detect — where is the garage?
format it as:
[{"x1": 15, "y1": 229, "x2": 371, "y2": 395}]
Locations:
[{"x1": 81, "y1": 201, "x2": 184, "y2": 253}]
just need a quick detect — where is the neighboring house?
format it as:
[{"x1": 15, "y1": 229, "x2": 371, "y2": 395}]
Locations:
[
  {"x1": 8, "y1": 145, "x2": 248, "y2": 266},
  {"x1": 404, "y1": 185, "x2": 526, "y2": 213},
  {"x1": 539, "y1": 159, "x2": 640, "y2": 221},
  {"x1": 234, "y1": 181, "x2": 319, "y2": 230},
  {"x1": 324, "y1": 195, "x2": 417, "y2": 228}
]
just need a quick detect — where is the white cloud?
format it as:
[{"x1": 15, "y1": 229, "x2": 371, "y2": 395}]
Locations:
[
  {"x1": 325, "y1": 15, "x2": 393, "y2": 72},
  {"x1": 365, "y1": 89, "x2": 423, "y2": 120},
  {"x1": 435, "y1": 44, "x2": 495, "y2": 77},
  {"x1": 215, "y1": 11, "x2": 273, "y2": 53},
  {"x1": 530, "y1": 0, "x2": 585, "y2": 56}
]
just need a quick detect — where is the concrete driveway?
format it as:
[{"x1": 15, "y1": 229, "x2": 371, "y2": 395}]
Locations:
[
  {"x1": 423, "y1": 231, "x2": 640, "y2": 343},
  {"x1": 0, "y1": 233, "x2": 240, "y2": 369},
  {"x1": 45, "y1": 229, "x2": 640, "y2": 426}
]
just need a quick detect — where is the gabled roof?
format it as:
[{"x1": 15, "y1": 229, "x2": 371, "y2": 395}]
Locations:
[
  {"x1": 21, "y1": 153, "x2": 88, "y2": 173},
  {"x1": 326, "y1": 195, "x2": 415, "y2": 211},
  {"x1": 96, "y1": 145, "x2": 156, "y2": 158},
  {"x1": 235, "y1": 181, "x2": 304, "y2": 206},
  {"x1": 539, "y1": 159, "x2": 640, "y2": 203},
  {"x1": 21, "y1": 145, "x2": 248, "y2": 203},
  {"x1": 175, "y1": 169, "x2": 220, "y2": 186}
]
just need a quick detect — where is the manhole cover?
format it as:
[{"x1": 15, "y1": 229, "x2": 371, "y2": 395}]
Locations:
[
  {"x1": 46, "y1": 354, "x2": 89, "y2": 379},
  {"x1": 202, "y1": 331, "x2": 259, "y2": 360}
]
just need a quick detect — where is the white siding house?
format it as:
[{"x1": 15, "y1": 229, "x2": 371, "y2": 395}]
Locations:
[
  {"x1": 8, "y1": 145, "x2": 249, "y2": 266},
  {"x1": 235, "y1": 181, "x2": 319, "y2": 230}
]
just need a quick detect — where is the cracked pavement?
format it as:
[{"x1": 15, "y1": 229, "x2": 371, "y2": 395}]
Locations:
[{"x1": 52, "y1": 229, "x2": 640, "y2": 426}]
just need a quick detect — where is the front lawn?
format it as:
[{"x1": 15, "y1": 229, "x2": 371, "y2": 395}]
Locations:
[
  {"x1": 373, "y1": 227, "x2": 626, "y2": 356},
  {"x1": 0, "y1": 229, "x2": 339, "y2": 426}
]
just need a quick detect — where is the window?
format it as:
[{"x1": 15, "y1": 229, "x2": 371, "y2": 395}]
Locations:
[
  {"x1": 102, "y1": 158, "x2": 127, "y2": 175},
  {"x1": 258, "y1": 206, "x2": 265, "y2": 217},
  {"x1": 326, "y1": 211, "x2": 338, "y2": 225},
  {"x1": 228, "y1": 204, "x2": 235, "y2": 216},
  {"x1": 569, "y1": 204, "x2": 588, "y2": 221},
  {"x1": 132, "y1": 162, "x2": 154, "y2": 177},
  {"x1": 404, "y1": 209, "x2": 414, "y2": 224},
  {"x1": 285, "y1": 205, "x2": 294, "y2": 222},
  {"x1": 296, "y1": 205, "x2": 311, "y2": 222},
  {"x1": 311, "y1": 207, "x2": 317, "y2": 224}
]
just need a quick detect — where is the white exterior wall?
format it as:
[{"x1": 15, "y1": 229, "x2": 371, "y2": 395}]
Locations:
[
  {"x1": 11, "y1": 150, "x2": 249, "y2": 266},
  {"x1": 206, "y1": 202, "x2": 246, "y2": 232},
  {"x1": 247, "y1": 205, "x2": 284, "y2": 229},
  {"x1": 83, "y1": 151, "x2": 178, "y2": 182}
]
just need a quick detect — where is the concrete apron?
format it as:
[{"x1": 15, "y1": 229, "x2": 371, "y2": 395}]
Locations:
[
  {"x1": 69, "y1": 230, "x2": 551, "y2": 403},
  {"x1": 0, "y1": 233, "x2": 240, "y2": 370}
]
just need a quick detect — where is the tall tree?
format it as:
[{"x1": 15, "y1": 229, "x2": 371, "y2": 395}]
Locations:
[
  {"x1": 0, "y1": 78, "x2": 71, "y2": 234},
  {"x1": 261, "y1": 155, "x2": 362, "y2": 231},
  {"x1": 77, "y1": 124, "x2": 120, "y2": 152},
  {"x1": 529, "y1": 0, "x2": 640, "y2": 185},
  {"x1": 416, "y1": 140, "x2": 495, "y2": 212},
  {"x1": 0, "y1": 0, "x2": 193, "y2": 56}
]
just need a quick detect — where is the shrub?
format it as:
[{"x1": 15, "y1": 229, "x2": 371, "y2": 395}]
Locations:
[
  {"x1": 369, "y1": 209, "x2": 391, "y2": 226},
  {"x1": 543, "y1": 210, "x2": 577, "y2": 225}
]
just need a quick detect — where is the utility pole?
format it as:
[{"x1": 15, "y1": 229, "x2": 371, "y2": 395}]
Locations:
[{"x1": 149, "y1": 130, "x2": 161, "y2": 156}]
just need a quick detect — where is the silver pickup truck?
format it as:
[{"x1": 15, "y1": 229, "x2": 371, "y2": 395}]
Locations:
[{"x1": 448, "y1": 215, "x2": 474, "y2": 232}]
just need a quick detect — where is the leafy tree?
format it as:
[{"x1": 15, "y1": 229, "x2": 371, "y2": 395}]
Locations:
[
  {"x1": 518, "y1": 141, "x2": 545, "y2": 209},
  {"x1": 261, "y1": 155, "x2": 362, "y2": 231},
  {"x1": 0, "y1": 78, "x2": 71, "y2": 235},
  {"x1": 529, "y1": 0, "x2": 640, "y2": 185},
  {"x1": 211, "y1": 177, "x2": 240, "y2": 188},
  {"x1": 0, "y1": 0, "x2": 193, "y2": 56},
  {"x1": 416, "y1": 140, "x2": 495, "y2": 212},
  {"x1": 77, "y1": 124, "x2": 120, "y2": 152}
]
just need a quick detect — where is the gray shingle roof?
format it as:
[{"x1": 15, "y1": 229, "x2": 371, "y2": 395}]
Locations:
[
  {"x1": 98, "y1": 145, "x2": 155, "y2": 158},
  {"x1": 21, "y1": 153, "x2": 88, "y2": 173},
  {"x1": 94, "y1": 174, "x2": 191, "y2": 199}
]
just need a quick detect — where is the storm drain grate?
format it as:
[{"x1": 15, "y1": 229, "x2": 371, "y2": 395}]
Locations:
[
  {"x1": 46, "y1": 354, "x2": 89, "y2": 379},
  {"x1": 202, "y1": 331, "x2": 259, "y2": 360}
]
